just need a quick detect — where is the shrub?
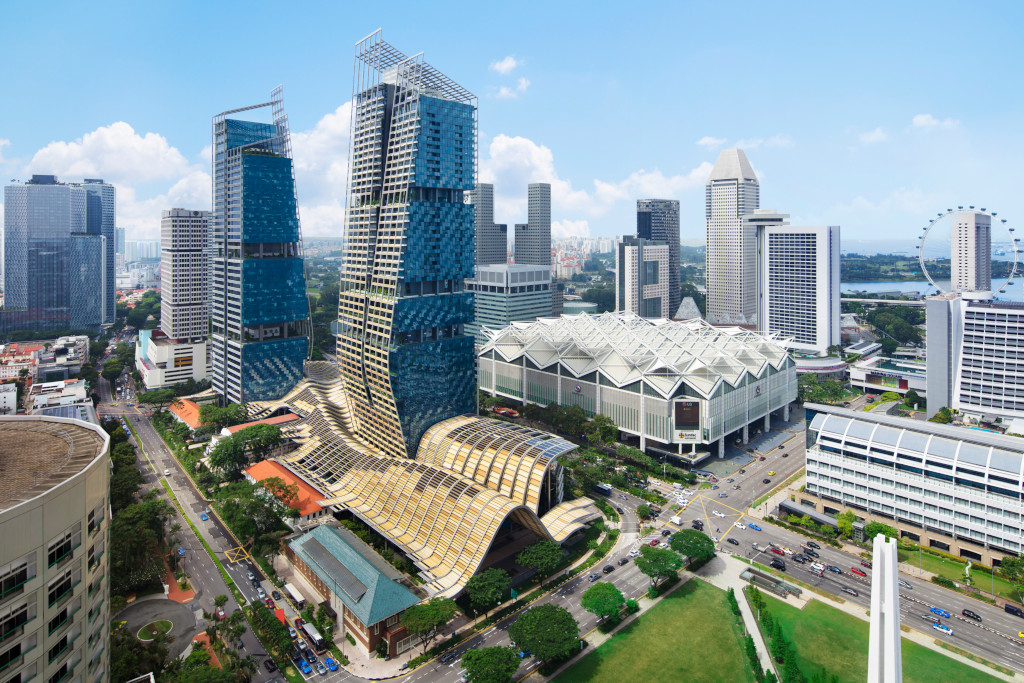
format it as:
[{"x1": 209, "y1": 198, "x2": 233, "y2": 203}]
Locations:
[
  {"x1": 932, "y1": 575, "x2": 956, "y2": 589},
  {"x1": 625, "y1": 599, "x2": 639, "y2": 614}
]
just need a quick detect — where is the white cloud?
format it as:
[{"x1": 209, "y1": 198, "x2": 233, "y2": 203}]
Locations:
[
  {"x1": 696, "y1": 136, "x2": 726, "y2": 149},
  {"x1": 489, "y1": 55, "x2": 520, "y2": 74},
  {"x1": 831, "y1": 187, "x2": 943, "y2": 217},
  {"x1": 552, "y1": 219, "x2": 590, "y2": 239},
  {"x1": 912, "y1": 113, "x2": 959, "y2": 129},
  {"x1": 859, "y1": 127, "x2": 889, "y2": 144},
  {"x1": 495, "y1": 77, "x2": 531, "y2": 100},
  {"x1": 734, "y1": 134, "x2": 793, "y2": 150},
  {"x1": 199, "y1": 144, "x2": 212, "y2": 163},
  {"x1": 28, "y1": 122, "x2": 190, "y2": 184},
  {"x1": 291, "y1": 102, "x2": 353, "y2": 238}
]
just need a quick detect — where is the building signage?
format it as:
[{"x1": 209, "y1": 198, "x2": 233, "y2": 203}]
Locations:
[{"x1": 674, "y1": 400, "x2": 700, "y2": 430}]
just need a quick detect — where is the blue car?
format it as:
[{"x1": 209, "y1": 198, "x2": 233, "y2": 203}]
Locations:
[
  {"x1": 932, "y1": 623, "x2": 953, "y2": 635},
  {"x1": 748, "y1": 523, "x2": 762, "y2": 532},
  {"x1": 930, "y1": 607, "x2": 951, "y2": 619},
  {"x1": 294, "y1": 658, "x2": 312, "y2": 674},
  {"x1": 200, "y1": 513, "x2": 209, "y2": 521},
  {"x1": 325, "y1": 657, "x2": 338, "y2": 672},
  {"x1": 518, "y1": 649, "x2": 532, "y2": 659}
]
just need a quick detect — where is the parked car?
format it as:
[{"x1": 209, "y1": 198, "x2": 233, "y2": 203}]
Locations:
[
  {"x1": 216, "y1": 608, "x2": 226, "y2": 620},
  {"x1": 303, "y1": 648, "x2": 317, "y2": 664},
  {"x1": 288, "y1": 626, "x2": 298, "y2": 639},
  {"x1": 692, "y1": 521, "x2": 704, "y2": 530},
  {"x1": 841, "y1": 587, "x2": 859, "y2": 596},
  {"x1": 1006, "y1": 604, "x2": 1024, "y2": 617},
  {"x1": 932, "y1": 623, "x2": 953, "y2": 636},
  {"x1": 264, "y1": 659, "x2": 278, "y2": 672},
  {"x1": 247, "y1": 570, "x2": 256, "y2": 580},
  {"x1": 325, "y1": 657, "x2": 339, "y2": 671},
  {"x1": 930, "y1": 607, "x2": 951, "y2": 619},
  {"x1": 294, "y1": 617, "x2": 305, "y2": 629},
  {"x1": 962, "y1": 609, "x2": 982, "y2": 622},
  {"x1": 770, "y1": 547, "x2": 785, "y2": 556},
  {"x1": 257, "y1": 587, "x2": 266, "y2": 599},
  {"x1": 851, "y1": 567, "x2": 867, "y2": 577},
  {"x1": 658, "y1": 542, "x2": 670, "y2": 549},
  {"x1": 265, "y1": 597, "x2": 275, "y2": 609},
  {"x1": 316, "y1": 661, "x2": 327, "y2": 675},
  {"x1": 295, "y1": 658, "x2": 312, "y2": 675}
]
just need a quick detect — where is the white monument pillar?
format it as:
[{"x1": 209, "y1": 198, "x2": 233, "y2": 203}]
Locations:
[{"x1": 868, "y1": 534, "x2": 903, "y2": 683}]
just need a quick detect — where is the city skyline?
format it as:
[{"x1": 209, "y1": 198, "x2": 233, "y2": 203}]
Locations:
[{"x1": 2, "y1": 4, "x2": 1022, "y2": 246}]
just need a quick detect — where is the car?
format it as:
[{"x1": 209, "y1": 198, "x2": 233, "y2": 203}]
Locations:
[
  {"x1": 628, "y1": 549, "x2": 640, "y2": 557},
  {"x1": 295, "y1": 658, "x2": 312, "y2": 675},
  {"x1": 826, "y1": 565, "x2": 842, "y2": 575},
  {"x1": 658, "y1": 543, "x2": 670, "y2": 549},
  {"x1": 778, "y1": 444, "x2": 785, "y2": 450},
  {"x1": 810, "y1": 562, "x2": 825, "y2": 572},
  {"x1": 710, "y1": 537, "x2": 719, "y2": 543},
  {"x1": 759, "y1": 456, "x2": 766, "y2": 461},
  {"x1": 793, "y1": 554, "x2": 808, "y2": 564},
  {"x1": 727, "y1": 538, "x2": 740, "y2": 546},
  {"x1": 782, "y1": 452, "x2": 789, "y2": 458},
  {"x1": 930, "y1": 607, "x2": 951, "y2": 619},
  {"x1": 257, "y1": 587, "x2": 266, "y2": 599},
  {"x1": 200, "y1": 513, "x2": 210, "y2": 521},
  {"x1": 711, "y1": 485, "x2": 720, "y2": 490},
  {"x1": 961, "y1": 609, "x2": 982, "y2": 622},
  {"x1": 294, "y1": 617, "x2": 305, "y2": 629},
  {"x1": 603, "y1": 565, "x2": 615, "y2": 574},
  {"x1": 739, "y1": 469, "x2": 746, "y2": 474},
  {"x1": 806, "y1": 541, "x2": 821, "y2": 549},
  {"x1": 841, "y1": 587, "x2": 859, "y2": 596},
  {"x1": 304, "y1": 648, "x2": 317, "y2": 664},
  {"x1": 748, "y1": 523, "x2": 761, "y2": 531},
  {"x1": 247, "y1": 570, "x2": 255, "y2": 580},
  {"x1": 770, "y1": 547, "x2": 785, "y2": 556},
  {"x1": 762, "y1": 478, "x2": 771, "y2": 484},
  {"x1": 272, "y1": 590, "x2": 282, "y2": 600},
  {"x1": 216, "y1": 608, "x2": 226, "y2": 620},
  {"x1": 288, "y1": 626, "x2": 297, "y2": 639},
  {"x1": 616, "y1": 507, "x2": 624, "y2": 514},
  {"x1": 618, "y1": 557, "x2": 630, "y2": 566},
  {"x1": 518, "y1": 649, "x2": 532, "y2": 659},
  {"x1": 588, "y1": 573, "x2": 601, "y2": 582},
  {"x1": 718, "y1": 493, "x2": 728, "y2": 498},
  {"x1": 264, "y1": 658, "x2": 278, "y2": 672},
  {"x1": 266, "y1": 597, "x2": 275, "y2": 609},
  {"x1": 439, "y1": 651, "x2": 458, "y2": 664},
  {"x1": 860, "y1": 559, "x2": 872, "y2": 568},
  {"x1": 932, "y1": 623, "x2": 953, "y2": 636},
  {"x1": 898, "y1": 579, "x2": 912, "y2": 590},
  {"x1": 726, "y1": 478, "x2": 734, "y2": 483},
  {"x1": 163, "y1": 468, "x2": 171, "y2": 476},
  {"x1": 920, "y1": 614, "x2": 940, "y2": 624},
  {"x1": 649, "y1": 539, "x2": 659, "y2": 546},
  {"x1": 325, "y1": 657, "x2": 338, "y2": 671},
  {"x1": 781, "y1": 547, "x2": 793, "y2": 555},
  {"x1": 315, "y1": 661, "x2": 327, "y2": 675},
  {"x1": 661, "y1": 530, "x2": 672, "y2": 537},
  {"x1": 851, "y1": 567, "x2": 867, "y2": 577},
  {"x1": 804, "y1": 548, "x2": 819, "y2": 558},
  {"x1": 251, "y1": 579, "x2": 260, "y2": 589},
  {"x1": 768, "y1": 470, "x2": 776, "y2": 476},
  {"x1": 733, "y1": 485, "x2": 741, "y2": 489},
  {"x1": 770, "y1": 558, "x2": 786, "y2": 571},
  {"x1": 1019, "y1": 631, "x2": 1024, "y2": 638},
  {"x1": 734, "y1": 522, "x2": 746, "y2": 530},
  {"x1": 713, "y1": 511, "x2": 725, "y2": 518}
]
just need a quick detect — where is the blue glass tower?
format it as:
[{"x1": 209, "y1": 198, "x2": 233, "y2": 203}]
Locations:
[
  {"x1": 337, "y1": 32, "x2": 477, "y2": 458},
  {"x1": 211, "y1": 88, "x2": 309, "y2": 404}
]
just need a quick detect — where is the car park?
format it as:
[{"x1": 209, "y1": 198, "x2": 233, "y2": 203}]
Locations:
[
  {"x1": 851, "y1": 567, "x2": 867, "y2": 577},
  {"x1": 930, "y1": 607, "x2": 951, "y2": 619},
  {"x1": 727, "y1": 538, "x2": 739, "y2": 546},
  {"x1": 841, "y1": 587, "x2": 859, "y2": 596},
  {"x1": 962, "y1": 609, "x2": 982, "y2": 622},
  {"x1": 932, "y1": 623, "x2": 953, "y2": 636},
  {"x1": 748, "y1": 523, "x2": 761, "y2": 531}
]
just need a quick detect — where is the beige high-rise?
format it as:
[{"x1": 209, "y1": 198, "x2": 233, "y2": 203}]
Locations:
[
  {"x1": 951, "y1": 212, "x2": 991, "y2": 292},
  {"x1": 706, "y1": 149, "x2": 759, "y2": 323}
]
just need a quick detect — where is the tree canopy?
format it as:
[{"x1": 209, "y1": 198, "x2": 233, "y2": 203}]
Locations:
[
  {"x1": 580, "y1": 581, "x2": 625, "y2": 620},
  {"x1": 461, "y1": 647, "x2": 520, "y2": 683},
  {"x1": 400, "y1": 597, "x2": 458, "y2": 653},
  {"x1": 516, "y1": 539, "x2": 564, "y2": 576},
  {"x1": 863, "y1": 521, "x2": 897, "y2": 541},
  {"x1": 465, "y1": 568, "x2": 510, "y2": 617},
  {"x1": 199, "y1": 403, "x2": 246, "y2": 430},
  {"x1": 836, "y1": 510, "x2": 856, "y2": 539},
  {"x1": 508, "y1": 603, "x2": 579, "y2": 661},
  {"x1": 634, "y1": 545, "x2": 684, "y2": 585},
  {"x1": 668, "y1": 529, "x2": 716, "y2": 565}
]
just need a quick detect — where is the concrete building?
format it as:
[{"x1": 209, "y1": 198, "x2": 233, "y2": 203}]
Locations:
[
  {"x1": 0, "y1": 382, "x2": 17, "y2": 414},
  {"x1": 465, "y1": 264, "x2": 553, "y2": 345},
  {"x1": 706, "y1": 149, "x2": 759, "y2": 324},
  {"x1": 804, "y1": 404, "x2": 1024, "y2": 565},
  {"x1": 160, "y1": 208, "x2": 210, "y2": 341},
  {"x1": 850, "y1": 356, "x2": 927, "y2": 399},
  {"x1": 136, "y1": 330, "x2": 211, "y2": 390},
  {"x1": 124, "y1": 240, "x2": 160, "y2": 262},
  {"x1": 952, "y1": 211, "x2": 991, "y2": 293},
  {"x1": 616, "y1": 237, "x2": 670, "y2": 319},
  {"x1": 34, "y1": 335, "x2": 90, "y2": 383},
  {"x1": 927, "y1": 292, "x2": 1024, "y2": 421},
  {"x1": 28, "y1": 379, "x2": 91, "y2": 413},
  {"x1": 478, "y1": 312, "x2": 796, "y2": 458},
  {"x1": 513, "y1": 183, "x2": 551, "y2": 268},
  {"x1": 469, "y1": 183, "x2": 507, "y2": 266},
  {"x1": 115, "y1": 227, "x2": 126, "y2": 255},
  {"x1": 751, "y1": 213, "x2": 840, "y2": 355},
  {"x1": 637, "y1": 199, "x2": 681, "y2": 315},
  {"x1": 0, "y1": 416, "x2": 111, "y2": 683}
]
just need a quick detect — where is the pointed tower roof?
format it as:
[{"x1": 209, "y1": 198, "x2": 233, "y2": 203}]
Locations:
[{"x1": 707, "y1": 148, "x2": 757, "y2": 183}]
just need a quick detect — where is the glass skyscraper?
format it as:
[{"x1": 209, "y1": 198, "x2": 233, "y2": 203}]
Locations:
[
  {"x1": 78, "y1": 179, "x2": 116, "y2": 323},
  {"x1": 210, "y1": 89, "x2": 309, "y2": 404},
  {"x1": 637, "y1": 198, "x2": 681, "y2": 315},
  {"x1": 337, "y1": 31, "x2": 477, "y2": 458}
]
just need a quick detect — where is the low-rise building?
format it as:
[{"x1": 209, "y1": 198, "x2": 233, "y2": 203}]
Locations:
[
  {"x1": 169, "y1": 398, "x2": 203, "y2": 430},
  {"x1": 849, "y1": 356, "x2": 927, "y2": 397},
  {"x1": 28, "y1": 379, "x2": 90, "y2": 413},
  {"x1": 135, "y1": 330, "x2": 210, "y2": 390},
  {"x1": 0, "y1": 382, "x2": 17, "y2": 414},
  {"x1": 243, "y1": 460, "x2": 330, "y2": 528},
  {"x1": 34, "y1": 335, "x2": 90, "y2": 382}
]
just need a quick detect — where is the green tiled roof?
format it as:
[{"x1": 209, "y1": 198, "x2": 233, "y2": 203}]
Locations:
[{"x1": 289, "y1": 525, "x2": 419, "y2": 626}]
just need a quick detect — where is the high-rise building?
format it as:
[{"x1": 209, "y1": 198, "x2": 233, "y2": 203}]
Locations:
[
  {"x1": 465, "y1": 264, "x2": 553, "y2": 344},
  {"x1": 616, "y1": 236, "x2": 670, "y2": 318},
  {"x1": 513, "y1": 183, "x2": 551, "y2": 267},
  {"x1": 337, "y1": 34, "x2": 477, "y2": 458},
  {"x1": 2, "y1": 175, "x2": 106, "y2": 333},
  {"x1": 706, "y1": 149, "x2": 759, "y2": 324},
  {"x1": 115, "y1": 226, "x2": 126, "y2": 255},
  {"x1": 749, "y1": 209, "x2": 840, "y2": 355},
  {"x1": 210, "y1": 89, "x2": 309, "y2": 404},
  {"x1": 0, "y1": 415, "x2": 111, "y2": 683},
  {"x1": 77, "y1": 179, "x2": 116, "y2": 324},
  {"x1": 637, "y1": 199, "x2": 680, "y2": 314},
  {"x1": 952, "y1": 211, "x2": 991, "y2": 292},
  {"x1": 125, "y1": 239, "x2": 160, "y2": 262},
  {"x1": 469, "y1": 183, "x2": 507, "y2": 266}
]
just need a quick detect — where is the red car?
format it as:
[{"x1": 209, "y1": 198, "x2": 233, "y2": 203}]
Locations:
[
  {"x1": 860, "y1": 559, "x2": 872, "y2": 568},
  {"x1": 265, "y1": 597, "x2": 275, "y2": 609},
  {"x1": 293, "y1": 617, "x2": 304, "y2": 629},
  {"x1": 216, "y1": 608, "x2": 226, "y2": 620},
  {"x1": 851, "y1": 567, "x2": 867, "y2": 577},
  {"x1": 770, "y1": 547, "x2": 785, "y2": 556},
  {"x1": 649, "y1": 539, "x2": 659, "y2": 546},
  {"x1": 759, "y1": 456, "x2": 766, "y2": 461}
]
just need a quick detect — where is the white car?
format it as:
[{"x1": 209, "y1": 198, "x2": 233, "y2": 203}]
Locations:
[
  {"x1": 810, "y1": 562, "x2": 825, "y2": 572},
  {"x1": 712, "y1": 511, "x2": 725, "y2": 518},
  {"x1": 734, "y1": 522, "x2": 746, "y2": 530},
  {"x1": 163, "y1": 469, "x2": 170, "y2": 476},
  {"x1": 679, "y1": 500, "x2": 689, "y2": 508},
  {"x1": 629, "y1": 549, "x2": 640, "y2": 557},
  {"x1": 710, "y1": 536, "x2": 719, "y2": 543},
  {"x1": 658, "y1": 543, "x2": 669, "y2": 549}
]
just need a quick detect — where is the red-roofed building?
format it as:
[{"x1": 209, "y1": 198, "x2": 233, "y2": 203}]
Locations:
[
  {"x1": 223, "y1": 413, "x2": 299, "y2": 435},
  {"x1": 243, "y1": 460, "x2": 330, "y2": 527},
  {"x1": 169, "y1": 399, "x2": 202, "y2": 429}
]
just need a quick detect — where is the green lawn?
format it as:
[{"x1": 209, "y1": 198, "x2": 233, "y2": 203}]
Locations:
[
  {"x1": 898, "y1": 549, "x2": 1018, "y2": 602},
  {"x1": 761, "y1": 594, "x2": 1003, "y2": 682},
  {"x1": 137, "y1": 619, "x2": 172, "y2": 641},
  {"x1": 555, "y1": 580, "x2": 755, "y2": 683}
]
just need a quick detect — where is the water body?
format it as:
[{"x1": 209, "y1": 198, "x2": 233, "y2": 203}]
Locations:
[{"x1": 841, "y1": 279, "x2": 1024, "y2": 302}]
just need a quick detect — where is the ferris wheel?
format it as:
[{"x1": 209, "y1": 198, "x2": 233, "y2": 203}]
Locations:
[{"x1": 917, "y1": 206, "x2": 1019, "y2": 296}]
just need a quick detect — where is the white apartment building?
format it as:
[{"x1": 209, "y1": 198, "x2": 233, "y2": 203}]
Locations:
[
  {"x1": 751, "y1": 213, "x2": 840, "y2": 355},
  {"x1": 616, "y1": 237, "x2": 670, "y2": 319},
  {"x1": 952, "y1": 211, "x2": 991, "y2": 293},
  {"x1": 706, "y1": 149, "x2": 759, "y2": 324},
  {"x1": 804, "y1": 404, "x2": 1024, "y2": 565}
]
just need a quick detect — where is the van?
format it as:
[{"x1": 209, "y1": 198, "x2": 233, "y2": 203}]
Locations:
[
  {"x1": 1006, "y1": 604, "x2": 1024, "y2": 618},
  {"x1": 670, "y1": 516, "x2": 682, "y2": 526},
  {"x1": 673, "y1": 483, "x2": 683, "y2": 489}
]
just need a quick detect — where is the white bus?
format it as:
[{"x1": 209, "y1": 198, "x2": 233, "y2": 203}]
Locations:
[
  {"x1": 283, "y1": 583, "x2": 305, "y2": 609},
  {"x1": 302, "y1": 622, "x2": 327, "y2": 654}
]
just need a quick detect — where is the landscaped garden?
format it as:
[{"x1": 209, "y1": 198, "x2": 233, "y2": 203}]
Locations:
[{"x1": 136, "y1": 620, "x2": 172, "y2": 641}]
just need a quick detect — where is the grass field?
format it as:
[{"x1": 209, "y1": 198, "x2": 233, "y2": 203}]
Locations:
[
  {"x1": 137, "y1": 619, "x2": 172, "y2": 641},
  {"x1": 554, "y1": 580, "x2": 755, "y2": 683},
  {"x1": 761, "y1": 594, "x2": 1004, "y2": 682},
  {"x1": 897, "y1": 549, "x2": 1017, "y2": 602}
]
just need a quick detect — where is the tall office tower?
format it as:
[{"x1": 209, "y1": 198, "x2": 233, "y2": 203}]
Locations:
[
  {"x1": 115, "y1": 226, "x2": 126, "y2": 255},
  {"x1": 616, "y1": 236, "x2": 670, "y2": 318},
  {"x1": 210, "y1": 89, "x2": 309, "y2": 404},
  {"x1": 706, "y1": 148, "x2": 759, "y2": 324},
  {"x1": 951, "y1": 211, "x2": 991, "y2": 292},
  {"x1": 465, "y1": 264, "x2": 553, "y2": 344},
  {"x1": 513, "y1": 183, "x2": 551, "y2": 267},
  {"x1": 637, "y1": 199, "x2": 681, "y2": 315},
  {"x1": 750, "y1": 209, "x2": 840, "y2": 355},
  {"x1": 161, "y1": 209, "x2": 210, "y2": 340},
  {"x1": 469, "y1": 183, "x2": 507, "y2": 266},
  {"x1": 2, "y1": 175, "x2": 106, "y2": 333},
  {"x1": 76, "y1": 179, "x2": 116, "y2": 323},
  {"x1": 337, "y1": 32, "x2": 477, "y2": 458}
]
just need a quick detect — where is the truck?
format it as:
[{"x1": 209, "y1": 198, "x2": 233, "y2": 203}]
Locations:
[
  {"x1": 283, "y1": 583, "x2": 306, "y2": 609},
  {"x1": 670, "y1": 516, "x2": 683, "y2": 526}
]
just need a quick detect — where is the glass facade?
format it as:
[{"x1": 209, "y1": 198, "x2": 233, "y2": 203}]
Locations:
[
  {"x1": 211, "y1": 91, "x2": 309, "y2": 404},
  {"x1": 78, "y1": 180, "x2": 116, "y2": 323}
]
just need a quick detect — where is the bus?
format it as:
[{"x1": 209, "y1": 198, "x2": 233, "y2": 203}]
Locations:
[
  {"x1": 594, "y1": 483, "x2": 613, "y2": 496},
  {"x1": 283, "y1": 583, "x2": 305, "y2": 609},
  {"x1": 302, "y1": 622, "x2": 327, "y2": 654}
]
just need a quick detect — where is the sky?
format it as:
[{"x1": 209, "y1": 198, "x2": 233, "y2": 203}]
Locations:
[{"x1": 2, "y1": 1, "x2": 1023, "y2": 249}]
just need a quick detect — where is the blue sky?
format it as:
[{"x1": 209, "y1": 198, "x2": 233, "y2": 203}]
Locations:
[{"x1": 2, "y1": 1, "x2": 1022, "y2": 249}]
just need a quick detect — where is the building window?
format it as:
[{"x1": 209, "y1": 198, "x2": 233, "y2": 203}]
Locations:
[{"x1": 386, "y1": 614, "x2": 400, "y2": 628}]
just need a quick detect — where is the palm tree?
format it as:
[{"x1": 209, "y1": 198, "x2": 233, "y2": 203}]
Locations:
[{"x1": 233, "y1": 654, "x2": 258, "y2": 682}]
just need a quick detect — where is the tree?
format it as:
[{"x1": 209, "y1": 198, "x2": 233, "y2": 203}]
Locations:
[
  {"x1": 461, "y1": 647, "x2": 521, "y2": 683},
  {"x1": 508, "y1": 603, "x2": 579, "y2": 661},
  {"x1": 138, "y1": 388, "x2": 178, "y2": 410},
  {"x1": 668, "y1": 529, "x2": 715, "y2": 565},
  {"x1": 516, "y1": 539, "x2": 564, "y2": 576},
  {"x1": 879, "y1": 338, "x2": 898, "y2": 355},
  {"x1": 903, "y1": 389, "x2": 921, "y2": 408},
  {"x1": 214, "y1": 594, "x2": 229, "y2": 609},
  {"x1": 580, "y1": 581, "x2": 625, "y2": 621},
  {"x1": 208, "y1": 436, "x2": 248, "y2": 477},
  {"x1": 465, "y1": 568, "x2": 510, "y2": 618},
  {"x1": 234, "y1": 423, "x2": 282, "y2": 462},
  {"x1": 998, "y1": 556, "x2": 1024, "y2": 603},
  {"x1": 199, "y1": 403, "x2": 246, "y2": 430},
  {"x1": 261, "y1": 476, "x2": 300, "y2": 509},
  {"x1": 836, "y1": 510, "x2": 856, "y2": 539},
  {"x1": 584, "y1": 414, "x2": 618, "y2": 445},
  {"x1": 863, "y1": 521, "x2": 897, "y2": 541},
  {"x1": 634, "y1": 545, "x2": 684, "y2": 586},
  {"x1": 827, "y1": 344, "x2": 844, "y2": 357},
  {"x1": 400, "y1": 597, "x2": 458, "y2": 653},
  {"x1": 102, "y1": 360, "x2": 124, "y2": 382},
  {"x1": 636, "y1": 504, "x2": 651, "y2": 519}
]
